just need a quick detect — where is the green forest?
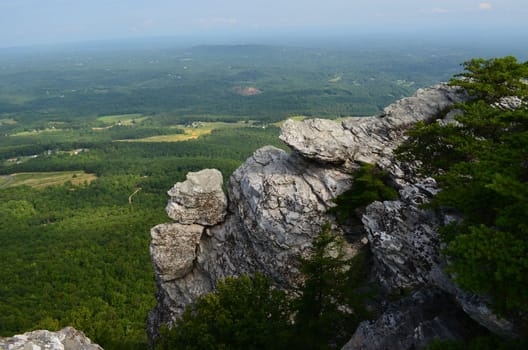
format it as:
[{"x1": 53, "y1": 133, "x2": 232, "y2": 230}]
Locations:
[{"x1": 0, "y1": 42, "x2": 526, "y2": 349}]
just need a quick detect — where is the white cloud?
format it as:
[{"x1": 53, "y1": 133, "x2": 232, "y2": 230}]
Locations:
[{"x1": 479, "y1": 2, "x2": 492, "y2": 10}]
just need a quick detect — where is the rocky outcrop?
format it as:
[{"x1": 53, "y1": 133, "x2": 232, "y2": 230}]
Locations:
[
  {"x1": 165, "y1": 169, "x2": 227, "y2": 225},
  {"x1": 147, "y1": 148, "x2": 356, "y2": 342},
  {"x1": 227, "y1": 146, "x2": 354, "y2": 283},
  {"x1": 0, "y1": 327, "x2": 102, "y2": 350},
  {"x1": 281, "y1": 84, "x2": 466, "y2": 166},
  {"x1": 363, "y1": 178, "x2": 442, "y2": 291},
  {"x1": 148, "y1": 84, "x2": 515, "y2": 348},
  {"x1": 342, "y1": 289, "x2": 484, "y2": 350},
  {"x1": 150, "y1": 223, "x2": 205, "y2": 281},
  {"x1": 148, "y1": 169, "x2": 227, "y2": 341}
]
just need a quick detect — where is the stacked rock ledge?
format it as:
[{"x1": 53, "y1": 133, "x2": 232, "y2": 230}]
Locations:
[
  {"x1": 148, "y1": 84, "x2": 518, "y2": 348},
  {"x1": 148, "y1": 169, "x2": 228, "y2": 343}
]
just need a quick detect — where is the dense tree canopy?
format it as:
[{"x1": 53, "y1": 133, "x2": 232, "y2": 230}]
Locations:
[
  {"x1": 0, "y1": 126, "x2": 286, "y2": 349},
  {"x1": 156, "y1": 273, "x2": 291, "y2": 350}
]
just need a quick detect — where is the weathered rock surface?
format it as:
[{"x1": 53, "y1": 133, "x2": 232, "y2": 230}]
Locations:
[
  {"x1": 362, "y1": 178, "x2": 441, "y2": 291},
  {"x1": 281, "y1": 84, "x2": 467, "y2": 166},
  {"x1": 148, "y1": 83, "x2": 515, "y2": 347},
  {"x1": 0, "y1": 327, "x2": 103, "y2": 350},
  {"x1": 227, "y1": 146, "x2": 354, "y2": 283},
  {"x1": 342, "y1": 289, "x2": 482, "y2": 350},
  {"x1": 150, "y1": 223, "x2": 205, "y2": 281},
  {"x1": 362, "y1": 172, "x2": 518, "y2": 339},
  {"x1": 166, "y1": 169, "x2": 227, "y2": 226},
  {"x1": 279, "y1": 118, "x2": 359, "y2": 166},
  {"x1": 430, "y1": 265, "x2": 517, "y2": 338},
  {"x1": 147, "y1": 146, "x2": 355, "y2": 342}
]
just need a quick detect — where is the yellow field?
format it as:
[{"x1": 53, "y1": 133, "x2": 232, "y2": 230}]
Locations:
[
  {"x1": 118, "y1": 121, "x2": 251, "y2": 142},
  {"x1": 0, "y1": 171, "x2": 97, "y2": 189},
  {"x1": 128, "y1": 128, "x2": 213, "y2": 142}
]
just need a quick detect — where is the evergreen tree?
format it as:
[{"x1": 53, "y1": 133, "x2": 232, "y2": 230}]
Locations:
[
  {"x1": 292, "y1": 223, "x2": 373, "y2": 349},
  {"x1": 396, "y1": 56, "x2": 528, "y2": 316},
  {"x1": 156, "y1": 273, "x2": 291, "y2": 350}
]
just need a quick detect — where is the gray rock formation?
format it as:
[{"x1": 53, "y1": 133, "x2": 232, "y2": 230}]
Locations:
[
  {"x1": 165, "y1": 169, "x2": 227, "y2": 226},
  {"x1": 147, "y1": 146, "x2": 355, "y2": 342},
  {"x1": 342, "y1": 289, "x2": 482, "y2": 350},
  {"x1": 150, "y1": 223, "x2": 205, "y2": 281},
  {"x1": 0, "y1": 327, "x2": 102, "y2": 350},
  {"x1": 430, "y1": 265, "x2": 517, "y2": 338},
  {"x1": 148, "y1": 83, "x2": 515, "y2": 347},
  {"x1": 363, "y1": 179, "x2": 441, "y2": 291},
  {"x1": 227, "y1": 146, "x2": 354, "y2": 283},
  {"x1": 281, "y1": 84, "x2": 467, "y2": 166}
]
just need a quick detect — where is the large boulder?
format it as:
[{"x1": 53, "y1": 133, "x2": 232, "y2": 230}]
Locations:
[
  {"x1": 147, "y1": 147, "x2": 356, "y2": 343},
  {"x1": 0, "y1": 327, "x2": 103, "y2": 350},
  {"x1": 150, "y1": 223, "x2": 205, "y2": 281},
  {"x1": 281, "y1": 84, "x2": 467, "y2": 166},
  {"x1": 165, "y1": 169, "x2": 227, "y2": 226}
]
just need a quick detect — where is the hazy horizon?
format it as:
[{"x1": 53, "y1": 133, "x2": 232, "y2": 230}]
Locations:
[{"x1": 1, "y1": 0, "x2": 527, "y2": 49}]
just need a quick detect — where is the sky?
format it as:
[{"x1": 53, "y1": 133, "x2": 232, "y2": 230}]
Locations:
[{"x1": 1, "y1": 0, "x2": 527, "y2": 48}]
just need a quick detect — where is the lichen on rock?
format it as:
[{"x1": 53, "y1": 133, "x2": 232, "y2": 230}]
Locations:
[
  {"x1": 0, "y1": 327, "x2": 103, "y2": 350},
  {"x1": 165, "y1": 168, "x2": 227, "y2": 226}
]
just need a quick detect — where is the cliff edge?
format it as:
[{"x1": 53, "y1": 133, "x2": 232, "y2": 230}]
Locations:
[{"x1": 147, "y1": 84, "x2": 516, "y2": 348}]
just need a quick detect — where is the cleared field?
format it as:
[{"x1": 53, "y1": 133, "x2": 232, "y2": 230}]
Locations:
[
  {"x1": 119, "y1": 121, "x2": 252, "y2": 142},
  {"x1": 97, "y1": 113, "x2": 147, "y2": 125},
  {"x1": 126, "y1": 128, "x2": 212, "y2": 142},
  {"x1": 12, "y1": 128, "x2": 63, "y2": 136},
  {"x1": 273, "y1": 115, "x2": 307, "y2": 127},
  {"x1": 0, "y1": 118, "x2": 17, "y2": 125},
  {"x1": 328, "y1": 75, "x2": 343, "y2": 83},
  {"x1": 0, "y1": 171, "x2": 97, "y2": 189}
]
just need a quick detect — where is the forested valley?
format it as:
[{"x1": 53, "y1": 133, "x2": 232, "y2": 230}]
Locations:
[{"x1": 1, "y1": 41, "x2": 525, "y2": 349}]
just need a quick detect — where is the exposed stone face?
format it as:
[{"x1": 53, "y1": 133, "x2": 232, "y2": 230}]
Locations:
[
  {"x1": 361, "y1": 172, "x2": 518, "y2": 339},
  {"x1": 148, "y1": 84, "x2": 517, "y2": 347},
  {"x1": 166, "y1": 169, "x2": 227, "y2": 226},
  {"x1": 279, "y1": 118, "x2": 359, "y2": 165},
  {"x1": 362, "y1": 179, "x2": 441, "y2": 291},
  {"x1": 342, "y1": 289, "x2": 483, "y2": 350},
  {"x1": 150, "y1": 223, "x2": 204, "y2": 281},
  {"x1": 430, "y1": 265, "x2": 517, "y2": 338},
  {"x1": 227, "y1": 146, "x2": 354, "y2": 284},
  {"x1": 147, "y1": 147, "x2": 356, "y2": 343},
  {"x1": 148, "y1": 170, "x2": 229, "y2": 343},
  {"x1": 0, "y1": 327, "x2": 103, "y2": 350},
  {"x1": 281, "y1": 85, "x2": 467, "y2": 166}
]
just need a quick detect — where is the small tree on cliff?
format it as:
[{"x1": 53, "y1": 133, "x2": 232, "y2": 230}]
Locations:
[
  {"x1": 155, "y1": 225, "x2": 374, "y2": 350},
  {"x1": 292, "y1": 223, "x2": 373, "y2": 349},
  {"x1": 156, "y1": 273, "x2": 291, "y2": 350}
]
